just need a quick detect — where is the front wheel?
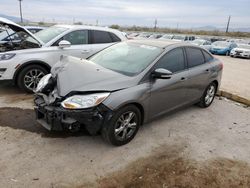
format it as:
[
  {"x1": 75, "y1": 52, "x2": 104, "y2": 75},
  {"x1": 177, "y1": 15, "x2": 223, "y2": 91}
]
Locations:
[
  {"x1": 102, "y1": 105, "x2": 141, "y2": 146},
  {"x1": 198, "y1": 82, "x2": 217, "y2": 108},
  {"x1": 17, "y1": 65, "x2": 49, "y2": 93}
]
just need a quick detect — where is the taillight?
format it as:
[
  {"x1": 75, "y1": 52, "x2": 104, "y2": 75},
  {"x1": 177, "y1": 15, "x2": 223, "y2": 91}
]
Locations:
[{"x1": 219, "y1": 63, "x2": 223, "y2": 69}]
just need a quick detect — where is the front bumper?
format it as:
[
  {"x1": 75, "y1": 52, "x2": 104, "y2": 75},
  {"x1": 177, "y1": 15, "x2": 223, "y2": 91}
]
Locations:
[
  {"x1": 230, "y1": 52, "x2": 250, "y2": 58},
  {"x1": 34, "y1": 95, "x2": 112, "y2": 134}
]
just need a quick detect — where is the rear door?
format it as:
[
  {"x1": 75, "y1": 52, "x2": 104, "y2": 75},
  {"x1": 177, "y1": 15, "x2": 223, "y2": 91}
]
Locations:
[
  {"x1": 149, "y1": 47, "x2": 189, "y2": 118},
  {"x1": 89, "y1": 30, "x2": 121, "y2": 55},
  {"x1": 184, "y1": 47, "x2": 213, "y2": 102}
]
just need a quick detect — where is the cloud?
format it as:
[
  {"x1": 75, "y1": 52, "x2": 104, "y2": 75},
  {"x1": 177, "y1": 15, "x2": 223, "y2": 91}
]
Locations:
[{"x1": 0, "y1": 0, "x2": 249, "y2": 28}]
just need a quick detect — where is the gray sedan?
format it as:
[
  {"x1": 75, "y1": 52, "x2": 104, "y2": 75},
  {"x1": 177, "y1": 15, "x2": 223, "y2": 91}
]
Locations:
[{"x1": 34, "y1": 40, "x2": 223, "y2": 146}]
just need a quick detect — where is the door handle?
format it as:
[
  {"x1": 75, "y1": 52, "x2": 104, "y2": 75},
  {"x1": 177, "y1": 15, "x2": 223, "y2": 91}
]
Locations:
[
  {"x1": 82, "y1": 50, "x2": 90, "y2": 54},
  {"x1": 180, "y1": 77, "x2": 187, "y2": 81},
  {"x1": 204, "y1": 69, "x2": 210, "y2": 73}
]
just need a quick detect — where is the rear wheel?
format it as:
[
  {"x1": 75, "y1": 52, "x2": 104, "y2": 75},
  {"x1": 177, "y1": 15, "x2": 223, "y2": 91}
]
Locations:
[
  {"x1": 198, "y1": 82, "x2": 217, "y2": 108},
  {"x1": 17, "y1": 65, "x2": 48, "y2": 93},
  {"x1": 102, "y1": 105, "x2": 141, "y2": 146}
]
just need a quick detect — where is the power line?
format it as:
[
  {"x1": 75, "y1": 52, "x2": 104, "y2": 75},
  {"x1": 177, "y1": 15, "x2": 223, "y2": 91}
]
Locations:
[{"x1": 226, "y1": 15, "x2": 231, "y2": 33}]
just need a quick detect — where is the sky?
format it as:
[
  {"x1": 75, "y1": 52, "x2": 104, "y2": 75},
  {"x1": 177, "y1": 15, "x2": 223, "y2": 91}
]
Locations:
[{"x1": 1, "y1": 0, "x2": 250, "y2": 28}]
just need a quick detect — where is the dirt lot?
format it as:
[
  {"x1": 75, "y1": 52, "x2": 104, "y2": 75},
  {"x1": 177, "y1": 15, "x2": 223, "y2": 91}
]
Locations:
[{"x1": 0, "y1": 56, "x2": 250, "y2": 188}]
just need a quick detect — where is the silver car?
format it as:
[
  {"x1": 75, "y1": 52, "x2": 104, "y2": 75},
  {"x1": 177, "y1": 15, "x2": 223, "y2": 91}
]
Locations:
[{"x1": 34, "y1": 40, "x2": 223, "y2": 146}]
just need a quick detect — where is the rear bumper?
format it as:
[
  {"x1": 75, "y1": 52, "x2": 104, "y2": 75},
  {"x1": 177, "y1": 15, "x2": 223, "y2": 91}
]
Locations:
[{"x1": 34, "y1": 95, "x2": 112, "y2": 134}]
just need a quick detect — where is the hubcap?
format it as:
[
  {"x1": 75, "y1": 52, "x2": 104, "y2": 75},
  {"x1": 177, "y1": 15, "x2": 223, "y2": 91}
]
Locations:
[
  {"x1": 205, "y1": 85, "x2": 215, "y2": 105},
  {"x1": 114, "y1": 111, "x2": 138, "y2": 141},
  {"x1": 24, "y1": 69, "x2": 45, "y2": 91}
]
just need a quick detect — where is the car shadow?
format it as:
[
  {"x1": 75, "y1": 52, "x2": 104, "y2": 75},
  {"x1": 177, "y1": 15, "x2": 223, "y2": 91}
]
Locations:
[{"x1": 0, "y1": 107, "x2": 89, "y2": 138}]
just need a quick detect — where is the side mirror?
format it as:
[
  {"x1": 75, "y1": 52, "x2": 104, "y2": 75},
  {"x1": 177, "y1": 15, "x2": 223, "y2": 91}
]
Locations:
[
  {"x1": 152, "y1": 68, "x2": 172, "y2": 79},
  {"x1": 58, "y1": 40, "x2": 71, "y2": 49}
]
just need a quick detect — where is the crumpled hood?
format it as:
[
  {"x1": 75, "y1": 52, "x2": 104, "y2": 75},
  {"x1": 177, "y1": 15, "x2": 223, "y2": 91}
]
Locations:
[{"x1": 51, "y1": 56, "x2": 138, "y2": 96}]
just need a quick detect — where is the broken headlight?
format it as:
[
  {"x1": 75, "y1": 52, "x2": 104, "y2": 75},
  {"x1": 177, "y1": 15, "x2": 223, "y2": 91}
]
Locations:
[
  {"x1": 35, "y1": 73, "x2": 52, "y2": 93},
  {"x1": 61, "y1": 93, "x2": 110, "y2": 109}
]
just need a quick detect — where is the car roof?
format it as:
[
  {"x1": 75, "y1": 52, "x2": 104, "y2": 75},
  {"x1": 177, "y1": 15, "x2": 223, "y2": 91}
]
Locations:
[
  {"x1": 54, "y1": 24, "x2": 119, "y2": 32},
  {"x1": 127, "y1": 39, "x2": 181, "y2": 48},
  {"x1": 127, "y1": 39, "x2": 211, "y2": 52}
]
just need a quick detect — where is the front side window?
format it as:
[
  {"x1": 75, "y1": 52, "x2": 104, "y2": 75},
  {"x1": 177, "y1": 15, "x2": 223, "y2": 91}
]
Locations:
[
  {"x1": 91, "y1": 30, "x2": 113, "y2": 44},
  {"x1": 62, "y1": 30, "x2": 88, "y2": 45},
  {"x1": 90, "y1": 42, "x2": 163, "y2": 76},
  {"x1": 155, "y1": 48, "x2": 185, "y2": 73},
  {"x1": 186, "y1": 47, "x2": 205, "y2": 68}
]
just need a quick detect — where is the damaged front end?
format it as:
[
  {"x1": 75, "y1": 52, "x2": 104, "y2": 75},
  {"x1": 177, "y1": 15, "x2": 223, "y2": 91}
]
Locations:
[{"x1": 34, "y1": 56, "x2": 114, "y2": 134}]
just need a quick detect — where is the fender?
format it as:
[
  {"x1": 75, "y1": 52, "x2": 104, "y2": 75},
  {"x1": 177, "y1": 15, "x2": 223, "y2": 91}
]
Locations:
[{"x1": 13, "y1": 60, "x2": 51, "y2": 83}]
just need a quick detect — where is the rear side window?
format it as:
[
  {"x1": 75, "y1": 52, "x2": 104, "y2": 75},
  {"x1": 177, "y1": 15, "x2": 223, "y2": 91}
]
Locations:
[
  {"x1": 186, "y1": 47, "x2": 205, "y2": 68},
  {"x1": 109, "y1": 32, "x2": 121, "y2": 42},
  {"x1": 91, "y1": 30, "x2": 113, "y2": 44},
  {"x1": 155, "y1": 48, "x2": 185, "y2": 73},
  {"x1": 202, "y1": 50, "x2": 213, "y2": 62}
]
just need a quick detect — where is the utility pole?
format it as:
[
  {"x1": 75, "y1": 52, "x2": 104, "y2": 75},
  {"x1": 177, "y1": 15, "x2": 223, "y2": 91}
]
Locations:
[
  {"x1": 18, "y1": 0, "x2": 23, "y2": 23},
  {"x1": 154, "y1": 19, "x2": 157, "y2": 32},
  {"x1": 226, "y1": 15, "x2": 231, "y2": 33}
]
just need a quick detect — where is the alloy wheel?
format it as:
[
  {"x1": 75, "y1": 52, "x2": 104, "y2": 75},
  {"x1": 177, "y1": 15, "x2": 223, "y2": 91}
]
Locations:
[
  {"x1": 114, "y1": 111, "x2": 138, "y2": 141},
  {"x1": 205, "y1": 85, "x2": 215, "y2": 105},
  {"x1": 24, "y1": 69, "x2": 45, "y2": 91}
]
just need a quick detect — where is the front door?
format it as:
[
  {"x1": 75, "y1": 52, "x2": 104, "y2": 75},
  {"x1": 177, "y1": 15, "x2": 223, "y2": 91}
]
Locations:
[{"x1": 149, "y1": 48, "x2": 189, "y2": 119}]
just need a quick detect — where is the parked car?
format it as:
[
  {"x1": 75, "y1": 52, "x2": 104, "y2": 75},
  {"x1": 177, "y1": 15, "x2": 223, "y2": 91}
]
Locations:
[
  {"x1": 190, "y1": 39, "x2": 211, "y2": 50},
  {"x1": 135, "y1": 33, "x2": 152, "y2": 39},
  {"x1": 34, "y1": 40, "x2": 223, "y2": 146},
  {"x1": 24, "y1": 26, "x2": 45, "y2": 34},
  {"x1": 230, "y1": 44, "x2": 250, "y2": 59},
  {"x1": 148, "y1": 34, "x2": 163, "y2": 39},
  {"x1": 210, "y1": 41, "x2": 237, "y2": 55},
  {"x1": 158, "y1": 34, "x2": 174, "y2": 40},
  {"x1": 172, "y1": 35, "x2": 195, "y2": 42},
  {"x1": 0, "y1": 17, "x2": 126, "y2": 92}
]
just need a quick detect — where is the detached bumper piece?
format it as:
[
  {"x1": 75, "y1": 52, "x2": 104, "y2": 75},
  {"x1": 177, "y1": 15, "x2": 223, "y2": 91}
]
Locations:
[{"x1": 34, "y1": 96, "x2": 111, "y2": 134}]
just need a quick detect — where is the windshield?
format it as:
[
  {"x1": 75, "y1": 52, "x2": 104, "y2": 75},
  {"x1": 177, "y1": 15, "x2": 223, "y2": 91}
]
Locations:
[
  {"x1": 212, "y1": 41, "x2": 230, "y2": 47},
  {"x1": 90, "y1": 42, "x2": 163, "y2": 76},
  {"x1": 192, "y1": 40, "x2": 204, "y2": 45},
  {"x1": 238, "y1": 44, "x2": 250, "y2": 49},
  {"x1": 34, "y1": 26, "x2": 68, "y2": 43}
]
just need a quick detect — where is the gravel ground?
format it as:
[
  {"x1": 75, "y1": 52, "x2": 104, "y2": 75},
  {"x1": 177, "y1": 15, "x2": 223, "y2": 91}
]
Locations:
[{"x1": 0, "y1": 98, "x2": 249, "y2": 187}]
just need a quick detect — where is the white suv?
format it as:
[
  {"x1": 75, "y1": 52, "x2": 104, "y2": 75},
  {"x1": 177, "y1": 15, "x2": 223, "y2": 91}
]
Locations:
[{"x1": 0, "y1": 17, "x2": 126, "y2": 92}]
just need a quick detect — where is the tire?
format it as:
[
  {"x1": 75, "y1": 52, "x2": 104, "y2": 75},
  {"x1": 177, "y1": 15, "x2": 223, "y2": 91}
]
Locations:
[
  {"x1": 226, "y1": 51, "x2": 230, "y2": 56},
  {"x1": 17, "y1": 65, "x2": 49, "y2": 93},
  {"x1": 198, "y1": 82, "x2": 217, "y2": 108},
  {"x1": 102, "y1": 105, "x2": 142, "y2": 146}
]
